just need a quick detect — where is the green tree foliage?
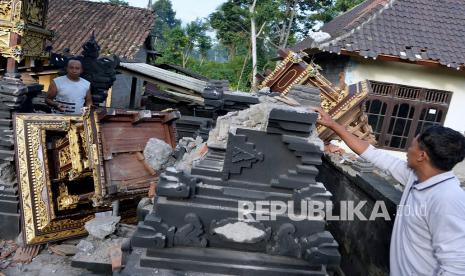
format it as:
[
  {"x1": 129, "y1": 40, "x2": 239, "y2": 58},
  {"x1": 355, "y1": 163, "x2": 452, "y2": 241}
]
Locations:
[
  {"x1": 209, "y1": 0, "x2": 250, "y2": 59},
  {"x1": 311, "y1": 0, "x2": 365, "y2": 24},
  {"x1": 151, "y1": 0, "x2": 181, "y2": 48},
  {"x1": 108, "y1": 0, "x2": 129, "y2": 6},
  {"x1": 156, "y1": 19, "x2": 212, "y2": 68},
  {"x1": 209, "y1": 0, "x2": 333, "y2": 57},
  {"x1": 150, "y1": 0, "x2": 364, "y2": 91}
]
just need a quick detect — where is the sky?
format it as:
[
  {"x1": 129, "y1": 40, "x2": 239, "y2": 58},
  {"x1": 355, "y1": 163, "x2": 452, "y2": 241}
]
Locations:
[{"x1": 122, "y1": 0, "x2": 226, "y2": 23}]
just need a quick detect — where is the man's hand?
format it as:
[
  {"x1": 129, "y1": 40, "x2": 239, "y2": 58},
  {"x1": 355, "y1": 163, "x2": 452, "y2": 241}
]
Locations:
[
  {"x1": 311, "y1": 106, "x2": 369, "y2": 155},
  {"x1": 55, "y1": 103, "x2": 65, "y2": 112},
  {"x1": 312, "y1": 107, "x2": 336, "y2": 128}
]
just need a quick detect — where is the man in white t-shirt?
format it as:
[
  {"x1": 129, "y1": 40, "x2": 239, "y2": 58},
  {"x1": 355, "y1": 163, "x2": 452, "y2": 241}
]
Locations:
[
  {"x1": 46, "y1": 59, "x2": 93, "y2": 114},
  {"x1": 314, "y1": 107, "x2": 465, "y2": 275}
]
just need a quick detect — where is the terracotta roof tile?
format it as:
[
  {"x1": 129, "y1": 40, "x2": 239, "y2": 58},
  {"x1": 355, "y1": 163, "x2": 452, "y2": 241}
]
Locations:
[{"x1": 47, "y1": 0, "x2": 155, "y2": 59}]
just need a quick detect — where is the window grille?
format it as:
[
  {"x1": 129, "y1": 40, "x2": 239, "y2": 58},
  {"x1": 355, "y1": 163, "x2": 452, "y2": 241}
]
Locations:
[{"x1": 365, "y1": 81, "x2": 452, "y2": 151}]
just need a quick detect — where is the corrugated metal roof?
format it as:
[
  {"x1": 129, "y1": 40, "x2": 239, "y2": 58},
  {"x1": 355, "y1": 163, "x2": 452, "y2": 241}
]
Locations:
[{"x1": 119, "y1": 63, "x2": 208, "y2": 93}]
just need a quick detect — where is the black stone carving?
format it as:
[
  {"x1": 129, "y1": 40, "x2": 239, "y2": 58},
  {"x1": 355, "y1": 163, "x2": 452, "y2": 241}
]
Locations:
[
  {"x1": 132, "y1": 213, "x2": 175, "y2": 249},
  {"x1": 267, "y1": 223, "x2": 301, "y2": 258},
  {"x1": 175, "y1": 115, "x2": 212, "y2": 141},
  {"x1": 287, "y1": 85, "x2": 321, "y2": 107},
  {"x1": 352, "y1": 158, "x2": 375, "y2": 173},
  {"x1": 156, "y1": 168, "x2": 197, "y2": 198},
  {"x1": 80, "y1": 34, "x2": 120, "y2": 104},
  {"x1": 126, "y1": 107, "x2": 341, "y2": 275},
  {"x1": 223, "y1": 134, "x2": 264, "y2": 178},
  {"x1": 300, "y1": 232, "x2": 341, "y2": 266},
  {"x1": 174, "y1": 213, "x2": 207, "y2": 247}
]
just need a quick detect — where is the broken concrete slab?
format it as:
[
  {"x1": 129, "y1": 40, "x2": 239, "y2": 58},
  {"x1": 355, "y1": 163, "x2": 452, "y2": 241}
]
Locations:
[
  {"x1": 48, "y1": 244, "x2": 77, "y2": 256},
  {"x1": 76, "y1": 239, "x2": 94, "y2": 253},
  {"x1": 71, "y1": 237, "x2": 126, "y2": 274},
  {"x1": 84, "y1": 216, "x2": 120, "y2": 240}
]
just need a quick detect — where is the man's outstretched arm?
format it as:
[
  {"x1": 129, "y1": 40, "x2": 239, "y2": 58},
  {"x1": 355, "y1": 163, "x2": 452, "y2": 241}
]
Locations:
[{"x1": 313, "y1": 107, "x2": 413, "y2": 185}]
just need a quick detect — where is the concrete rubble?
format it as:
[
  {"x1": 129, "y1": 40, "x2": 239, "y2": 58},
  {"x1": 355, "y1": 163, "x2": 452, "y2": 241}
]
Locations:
[
  {"x1": 207, "y1": 96, "x2": 315, "y2": 148},
  {"x1": 84, "y1": 216, "x2": 121, "y2": 240},
  {"x1": 174, "y1": 136, "x2": 206, "y2": 173},
  {"x1": 143, "y1": 138, "x2": 174, "y2": 171}
]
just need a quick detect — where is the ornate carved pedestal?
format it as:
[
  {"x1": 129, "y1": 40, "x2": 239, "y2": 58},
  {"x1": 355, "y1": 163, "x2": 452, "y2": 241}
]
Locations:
[{"x1": 127, "y1": 108, "x2": 341, "y2": 275}]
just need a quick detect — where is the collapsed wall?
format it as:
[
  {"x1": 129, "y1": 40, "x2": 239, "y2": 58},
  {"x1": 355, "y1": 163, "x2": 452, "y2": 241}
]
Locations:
[{"x1": 127, "y1": 94, "x2": 341, "y2": 275}]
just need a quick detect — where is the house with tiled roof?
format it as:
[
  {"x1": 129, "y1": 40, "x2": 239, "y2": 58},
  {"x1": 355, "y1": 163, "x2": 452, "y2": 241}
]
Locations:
[
  {"x1": 47, "y1": 0, "x2": 154, "y2": 60},
  {"x1": 293, "y1": 0, "x2": 465, "y2": 155},
  {"x1": 33, "y1": 0, "x2": 155, "y2": 108}
]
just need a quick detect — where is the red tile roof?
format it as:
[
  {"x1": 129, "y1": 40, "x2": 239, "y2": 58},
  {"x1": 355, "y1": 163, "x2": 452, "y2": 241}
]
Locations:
[{"x1": 47, "y1": 0, "x2": 155, "y2": 59}]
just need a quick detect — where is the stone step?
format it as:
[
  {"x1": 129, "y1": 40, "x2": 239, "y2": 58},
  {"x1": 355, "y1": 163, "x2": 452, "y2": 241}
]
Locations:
[
  {"x1": 139, "y1": 247, "x2": 328, "y2": 276},
  {"x1": 0, "y1": 198, "x2": 20, "y2": 213},
  {"x1": 0, "y1": 193, "x2": 18, "y2": 201},
  {"x1": 0, "y1": 211, "x2": 20, "y2": 240}
]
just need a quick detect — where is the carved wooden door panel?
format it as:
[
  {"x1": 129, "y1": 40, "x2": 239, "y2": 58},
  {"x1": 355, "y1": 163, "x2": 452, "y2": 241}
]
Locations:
[
  {"x1": 14, "y1": 108, "x2": 180, "y2": 244},
  {"x1": 14, "y1": 114, "x2": 95, "y2": 244}
]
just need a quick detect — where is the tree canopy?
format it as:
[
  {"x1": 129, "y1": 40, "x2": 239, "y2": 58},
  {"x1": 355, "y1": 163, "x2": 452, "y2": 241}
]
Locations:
[{"x1": 149, "y1": 0, "x2": 364, "y2": 91}]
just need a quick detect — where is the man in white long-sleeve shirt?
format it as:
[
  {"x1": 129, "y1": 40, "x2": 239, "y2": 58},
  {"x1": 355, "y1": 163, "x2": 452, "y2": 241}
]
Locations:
[{"x1": 314, "y1": 107, "x2": 465, "y2": 275}]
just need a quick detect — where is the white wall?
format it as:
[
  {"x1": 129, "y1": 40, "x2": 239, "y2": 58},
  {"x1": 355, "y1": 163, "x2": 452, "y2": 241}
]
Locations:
[
  {"x1": 335, "y1": 58, "x2": 465, "y2": 162},
  {"x1": 344, "y1": 58, "x2": 465, "y2": 134}
]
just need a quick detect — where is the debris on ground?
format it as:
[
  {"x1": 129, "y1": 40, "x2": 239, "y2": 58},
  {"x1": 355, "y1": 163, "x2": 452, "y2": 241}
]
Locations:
[
  {"x1": 12, "y1": 244, "x2": 41, "y2": 264},
  {"x1": 0, "y1": 240, "x2": 17, "y2": 260},
  {"x1": 48, "y1": 244, "x2": 77, "y2": 256},
  {"x1": 1, "y1": 247, "x2": 93, "y2": 276},
  {"x1": 84, "y1": 216, "x2": 121, "y2": 240},
  {"x1": 76, "y1": 239, "x2": 94, "y2": 253},
  {"x1": 0, "y1": 221, "x2": 138, "y2": 274},
  {"x1": 174, "y1": 136, "x2": 207, "y2": 173},
  {"x1": 72, "y1": 237, "x2": 127, "y2": 272}
]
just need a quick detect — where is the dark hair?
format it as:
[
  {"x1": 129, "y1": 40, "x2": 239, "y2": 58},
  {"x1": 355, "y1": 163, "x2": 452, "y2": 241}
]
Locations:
[
  {"x1": 418, "y1": 125, "x2": 465, "y2": 171},
  {"x1": 66, "y1": 58, "x2": 82, "y2": 67}
]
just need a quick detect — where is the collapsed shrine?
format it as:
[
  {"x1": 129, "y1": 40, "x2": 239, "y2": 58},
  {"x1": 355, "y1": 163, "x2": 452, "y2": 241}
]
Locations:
[{"x1": 0, "y1": 1, "x2": 401, "y2": 275}]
